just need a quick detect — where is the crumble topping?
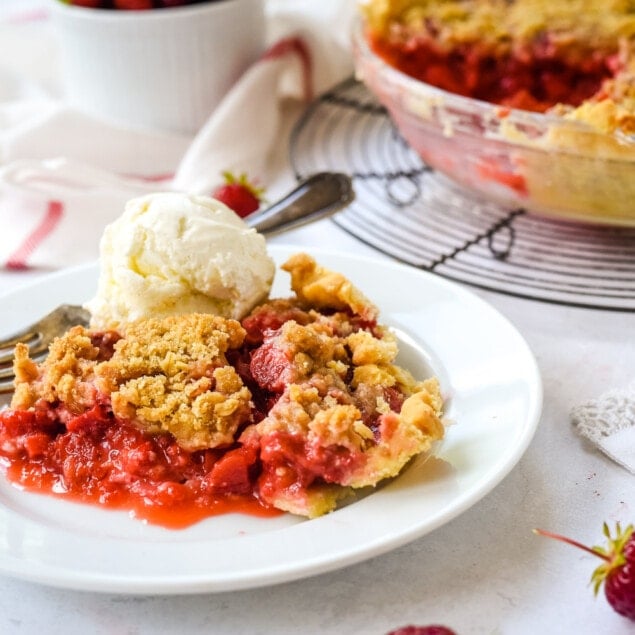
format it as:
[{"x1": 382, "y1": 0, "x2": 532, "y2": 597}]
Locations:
[
  {"x1": 362, "y1": 0, "x2": 635, "y2": 56},
  {"x1": 12, "y1": 326, "x2": 116, "y2": 414},
  {"x1": 13, "y1": 314, "x2": 252, "y2": 452},
  {"x1": 96, "y1": 314, "x2": 252, "y2": 451}
]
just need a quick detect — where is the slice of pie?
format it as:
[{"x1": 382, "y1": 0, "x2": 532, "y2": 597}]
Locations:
[{"x1": 0, "y1": 253, "x2": 444, "y2": 523}]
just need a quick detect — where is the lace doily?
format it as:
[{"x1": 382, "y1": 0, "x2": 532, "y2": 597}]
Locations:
[{"x1": 571, "y1": 380, "x2": 635, "y2": 474}]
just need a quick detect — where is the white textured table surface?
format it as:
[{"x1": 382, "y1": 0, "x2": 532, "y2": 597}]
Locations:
[
  {"x1": 1, "y1": 2, "x2": 634, "y2": 634},
  {"x1": 1, "y1": 221, "x2": 634, "y2": 635}
]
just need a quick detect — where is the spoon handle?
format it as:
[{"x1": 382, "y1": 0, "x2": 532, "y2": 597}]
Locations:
[{"x1": 245, "y1": 172, "x2": 354, "y2": 235}]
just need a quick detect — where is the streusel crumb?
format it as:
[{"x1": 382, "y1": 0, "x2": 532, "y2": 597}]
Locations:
[
  {"x1": 12, "y1": 326, "x2": 104, "y2": 413},
  {"x1": 97, "y1": 313, "x2": 252, "y2": 451}
]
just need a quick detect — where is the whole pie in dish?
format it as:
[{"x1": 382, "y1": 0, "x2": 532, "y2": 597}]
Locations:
[
  {"x1": 357, "y1": 0, "x2": 635, "y2": 223},
  {"x1": 0, "y1": 253, "x2": 444, "y2": 525},
  {"x1": 360, "y1": 0, "x2": 635, "y2": 132}
]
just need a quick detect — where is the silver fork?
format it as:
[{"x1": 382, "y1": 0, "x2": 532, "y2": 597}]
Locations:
[{"x1": 0, "y1": 172, "x2": 354, "y2": 395}]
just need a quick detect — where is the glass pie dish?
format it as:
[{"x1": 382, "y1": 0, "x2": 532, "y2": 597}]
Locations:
[{"x1": 352, "y1": 14, "x2": 635, "y2": 227}]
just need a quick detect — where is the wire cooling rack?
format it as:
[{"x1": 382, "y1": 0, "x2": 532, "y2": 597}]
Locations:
[{"x1": 289, "y1": 77, "x2": 635, "y2": 312}]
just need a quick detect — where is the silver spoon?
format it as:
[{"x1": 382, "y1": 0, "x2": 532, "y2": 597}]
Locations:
[{"x1": 246, "y1": 171, "x2": 354, "y2": 234}]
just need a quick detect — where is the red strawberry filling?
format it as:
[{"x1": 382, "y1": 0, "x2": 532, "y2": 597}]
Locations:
[
  {"x1": 0, "y1": 389, "x2": 277, "y2": 529},
  {"x1": 368, "y1": 33, "x2": 614, "y2": 113}
]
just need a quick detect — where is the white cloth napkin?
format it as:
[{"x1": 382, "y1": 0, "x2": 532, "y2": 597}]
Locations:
[
  {"x1": 0, "y1": 0, "x2": 354, "y2": 271},
  {"x1": 571, "y1": 381, "x2": 635, "y2": 475}
]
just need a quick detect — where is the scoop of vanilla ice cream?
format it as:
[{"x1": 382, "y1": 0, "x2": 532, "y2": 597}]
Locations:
[{"x1": 86, "y1": 192, "x2": 275, "y2": 330}]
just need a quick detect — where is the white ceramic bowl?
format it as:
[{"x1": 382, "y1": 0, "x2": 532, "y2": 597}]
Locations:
[{"x1": 51, "y1": 0, "x2": 266, "y2": 134}]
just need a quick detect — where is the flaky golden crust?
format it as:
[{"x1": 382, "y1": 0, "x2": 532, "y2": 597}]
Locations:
[{"x1": 282, "y1": 252, "x2": 379, "y2": 322}]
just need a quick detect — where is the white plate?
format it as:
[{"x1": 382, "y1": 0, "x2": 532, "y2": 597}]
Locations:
[{"x1": 0, "y1": 246, "x2": 542, "y2": 594}]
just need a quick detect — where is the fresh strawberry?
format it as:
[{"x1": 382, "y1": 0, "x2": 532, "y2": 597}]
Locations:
[
  {"x1": 387, "y1": 626, "x2": 456, "y2": 635},
  {"x1": 212, "y1": 172, "x2": 264, "y2": 218},
  {"x1": 534, "y1": 523, "x2": 635, "y2": 621}
]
